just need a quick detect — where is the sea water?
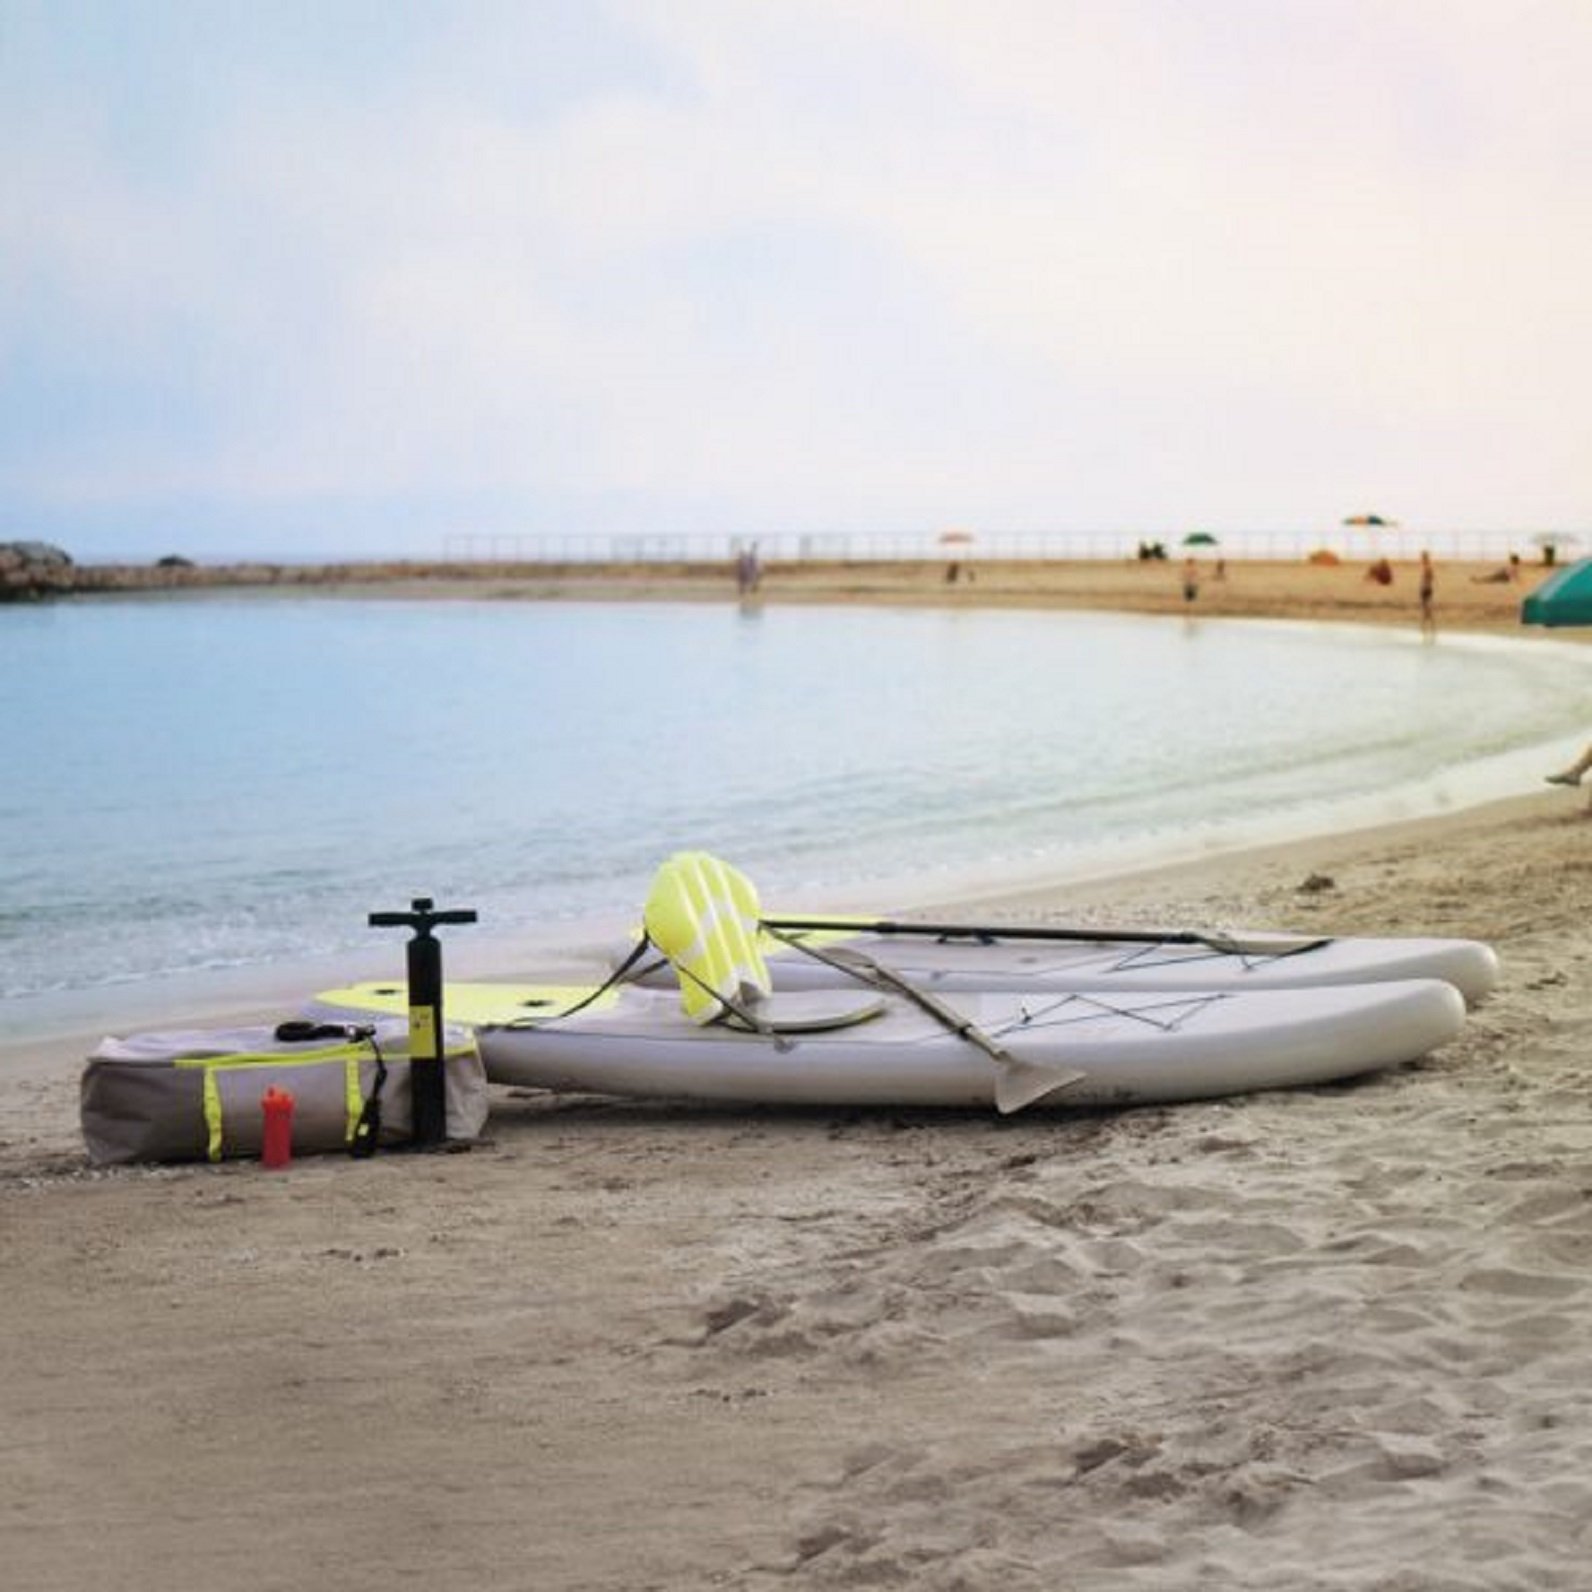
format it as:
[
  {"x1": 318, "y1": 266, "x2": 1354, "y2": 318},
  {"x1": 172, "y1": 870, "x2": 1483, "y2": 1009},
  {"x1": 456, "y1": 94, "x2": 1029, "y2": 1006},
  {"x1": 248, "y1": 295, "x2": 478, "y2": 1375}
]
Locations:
[{"x1": 4, "y1": 593, "x2": 1589, "y2": 1034}]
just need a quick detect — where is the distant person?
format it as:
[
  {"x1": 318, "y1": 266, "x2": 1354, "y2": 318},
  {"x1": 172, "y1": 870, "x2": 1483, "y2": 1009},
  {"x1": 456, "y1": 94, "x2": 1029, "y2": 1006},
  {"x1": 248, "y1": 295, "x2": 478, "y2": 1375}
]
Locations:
[
  {"x1": 1471, "y1": 553, "x2": 1521, "y2": 585},
  {"x1": 1181, "y1": 556, "x2": 1199, "y2": 604},
  {"x1": 735, "y1": 544, "x2": 762, "y2": 596},
  {"x1": 1418, "y1": 551, "x2": 1436, "y2": 637},
  {"x1": 1365, "y1": 557, "x2": 1393, "y2": 586}
]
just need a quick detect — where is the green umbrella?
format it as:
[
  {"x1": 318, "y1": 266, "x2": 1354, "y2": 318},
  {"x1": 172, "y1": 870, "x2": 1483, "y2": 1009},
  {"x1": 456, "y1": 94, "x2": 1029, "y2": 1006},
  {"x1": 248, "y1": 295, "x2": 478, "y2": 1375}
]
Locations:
[
  {"x1": 1182, "y1": 532, "x2": 1219, "y2": 546},
  {"x1": 1522, "y1": 557, "x2": 1592, "y2": 627}
]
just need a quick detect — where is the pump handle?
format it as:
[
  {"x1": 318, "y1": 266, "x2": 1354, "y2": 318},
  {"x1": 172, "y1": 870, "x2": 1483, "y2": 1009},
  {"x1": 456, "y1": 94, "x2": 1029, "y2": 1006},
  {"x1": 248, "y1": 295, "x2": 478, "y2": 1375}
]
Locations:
[{"x1": 369, "y1": 899, "x2": 479, "y2": 931}]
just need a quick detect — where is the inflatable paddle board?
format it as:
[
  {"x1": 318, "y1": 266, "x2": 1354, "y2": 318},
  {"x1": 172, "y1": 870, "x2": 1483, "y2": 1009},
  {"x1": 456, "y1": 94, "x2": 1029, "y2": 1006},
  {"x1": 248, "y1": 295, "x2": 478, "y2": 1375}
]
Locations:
[
  {"x1": 612, "y1": 921, "x2": 1499, "y2": 1006},
  {"x1": 311, "y1": 976, "x2": 1467, "y2": 1114}
]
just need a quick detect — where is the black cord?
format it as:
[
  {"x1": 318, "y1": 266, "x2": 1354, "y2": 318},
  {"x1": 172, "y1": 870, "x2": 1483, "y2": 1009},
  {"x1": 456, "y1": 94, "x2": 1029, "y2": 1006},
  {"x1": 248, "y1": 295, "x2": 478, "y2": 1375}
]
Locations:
[{"x1": 500, "y1": 936, "x2": 658, "y2": 1028}]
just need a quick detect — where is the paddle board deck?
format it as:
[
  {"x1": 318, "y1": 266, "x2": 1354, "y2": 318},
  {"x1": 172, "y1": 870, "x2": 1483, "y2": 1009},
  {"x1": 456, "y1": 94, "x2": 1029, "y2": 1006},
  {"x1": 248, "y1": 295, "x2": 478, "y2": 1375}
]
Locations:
[{"x1": 311, "y1": 976, "x2": 1466, "y2": 1113}]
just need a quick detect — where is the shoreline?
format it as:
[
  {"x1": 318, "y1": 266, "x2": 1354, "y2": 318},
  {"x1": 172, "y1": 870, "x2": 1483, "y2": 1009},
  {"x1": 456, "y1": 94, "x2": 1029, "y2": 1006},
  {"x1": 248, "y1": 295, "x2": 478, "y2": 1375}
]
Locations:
[
  {"x1": 2, "y1": 749, "x2": 1580, "y2": 1068},
  {"x1": 1, "y1": 778, "x2": 1579, "y2": 1135}
]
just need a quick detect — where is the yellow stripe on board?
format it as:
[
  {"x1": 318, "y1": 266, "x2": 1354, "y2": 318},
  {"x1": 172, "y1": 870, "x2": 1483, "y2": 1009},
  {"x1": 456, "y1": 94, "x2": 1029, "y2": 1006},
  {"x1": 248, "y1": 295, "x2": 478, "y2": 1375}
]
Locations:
[{"x1": 313, "y1": 981, "x2": 619, "y2": 1027}]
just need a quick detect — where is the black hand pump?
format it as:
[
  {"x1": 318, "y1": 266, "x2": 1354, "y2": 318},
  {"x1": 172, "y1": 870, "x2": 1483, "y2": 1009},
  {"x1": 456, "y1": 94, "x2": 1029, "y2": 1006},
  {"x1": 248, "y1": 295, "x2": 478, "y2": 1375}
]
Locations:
[{"x1": 368, "y1": 897, "x2": 477, "y2": 1147}]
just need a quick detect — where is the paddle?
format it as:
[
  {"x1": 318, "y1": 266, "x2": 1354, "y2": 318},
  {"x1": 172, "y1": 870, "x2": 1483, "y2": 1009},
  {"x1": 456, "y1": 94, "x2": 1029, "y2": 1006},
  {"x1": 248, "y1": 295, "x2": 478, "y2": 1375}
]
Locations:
[
  {"x1": 762, "y1": 928, "x2": 1087, "y2": 1115},
  {"x1": 761, "y1": 916, "x2": 1329, "y2": 959}
]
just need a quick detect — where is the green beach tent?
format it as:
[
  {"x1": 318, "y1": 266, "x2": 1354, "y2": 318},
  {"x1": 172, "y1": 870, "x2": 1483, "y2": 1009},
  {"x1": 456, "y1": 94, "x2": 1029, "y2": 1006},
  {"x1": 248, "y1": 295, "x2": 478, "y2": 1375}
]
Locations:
[{"x1": 1521, "y1": 557, "x2": 1592, "y2": 628}]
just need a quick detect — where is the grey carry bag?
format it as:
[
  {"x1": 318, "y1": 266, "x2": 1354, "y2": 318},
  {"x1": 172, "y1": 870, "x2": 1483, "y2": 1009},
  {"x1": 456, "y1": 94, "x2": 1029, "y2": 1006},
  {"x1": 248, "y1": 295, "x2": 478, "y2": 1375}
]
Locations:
[{"x1": 81, "y1": 1017, "x2": 488, "y2": 1165}]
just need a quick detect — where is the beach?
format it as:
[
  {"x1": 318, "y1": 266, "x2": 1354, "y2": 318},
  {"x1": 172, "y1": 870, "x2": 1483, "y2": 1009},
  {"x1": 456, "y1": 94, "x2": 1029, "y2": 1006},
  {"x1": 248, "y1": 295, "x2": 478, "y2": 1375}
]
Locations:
[{"x1": 6, "y1": 565, "x2": 1592, "y2": 1589}]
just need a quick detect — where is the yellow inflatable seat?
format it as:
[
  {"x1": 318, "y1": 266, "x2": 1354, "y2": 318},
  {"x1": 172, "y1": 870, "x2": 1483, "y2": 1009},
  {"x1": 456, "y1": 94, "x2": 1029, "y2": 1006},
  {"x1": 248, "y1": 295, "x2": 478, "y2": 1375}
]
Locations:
[
  {"x1": 643, "y1": 851, "x2": 771, "y2": 1024},
  {"x1": 643, "y1": 851, "x2": 885, "y2": 1033}
]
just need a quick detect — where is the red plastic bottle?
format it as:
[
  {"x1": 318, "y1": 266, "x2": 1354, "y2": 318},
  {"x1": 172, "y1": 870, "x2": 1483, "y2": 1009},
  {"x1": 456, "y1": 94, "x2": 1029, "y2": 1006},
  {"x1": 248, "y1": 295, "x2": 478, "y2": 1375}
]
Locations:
[{"x1": 260, "y1": 1086, "x2": 295, "y2": 1169}]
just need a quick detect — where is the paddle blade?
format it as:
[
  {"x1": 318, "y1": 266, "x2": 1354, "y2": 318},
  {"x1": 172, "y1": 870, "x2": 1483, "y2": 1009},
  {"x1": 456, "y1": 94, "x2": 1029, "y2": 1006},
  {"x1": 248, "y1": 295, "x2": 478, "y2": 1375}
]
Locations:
[{"x1": 994, "y1": 1060, "x2": 1088, "y2": 1115}]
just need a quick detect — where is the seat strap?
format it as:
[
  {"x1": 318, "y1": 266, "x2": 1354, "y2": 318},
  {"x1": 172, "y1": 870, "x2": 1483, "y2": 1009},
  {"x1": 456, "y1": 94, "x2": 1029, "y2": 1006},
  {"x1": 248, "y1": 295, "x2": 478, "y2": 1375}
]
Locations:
[
  {"x1": 502, "y1": 937, "x2": 658, "y2": 1030},
  {"x1": 669, "y1": 955, "x2": 794, "y2": 1050}
]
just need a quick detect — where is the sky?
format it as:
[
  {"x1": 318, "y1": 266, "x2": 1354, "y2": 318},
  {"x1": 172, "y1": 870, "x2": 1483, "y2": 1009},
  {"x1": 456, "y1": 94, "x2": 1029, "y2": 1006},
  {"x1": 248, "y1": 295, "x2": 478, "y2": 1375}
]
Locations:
[{"x1": 4, "y1": 0, "x2": 1592, "y2": 561}]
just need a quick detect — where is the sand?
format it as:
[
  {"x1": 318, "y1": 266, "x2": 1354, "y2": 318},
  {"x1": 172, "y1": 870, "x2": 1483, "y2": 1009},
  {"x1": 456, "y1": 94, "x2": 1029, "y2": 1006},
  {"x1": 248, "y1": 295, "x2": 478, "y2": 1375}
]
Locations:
[{"x1": 6, "y1": 570, "x2": 1592, "y2": 1590}]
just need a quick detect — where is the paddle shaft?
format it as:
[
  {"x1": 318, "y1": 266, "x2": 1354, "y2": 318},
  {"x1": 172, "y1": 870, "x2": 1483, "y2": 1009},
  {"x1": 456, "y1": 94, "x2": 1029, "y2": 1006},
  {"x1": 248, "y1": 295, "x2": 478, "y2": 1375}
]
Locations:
[
  {"x1": 762, "y1": 916, "x2": 1326, "y2": 956},
  {"x1": 763, "y1": 924, "x2": 1014, "y2": 1064}
]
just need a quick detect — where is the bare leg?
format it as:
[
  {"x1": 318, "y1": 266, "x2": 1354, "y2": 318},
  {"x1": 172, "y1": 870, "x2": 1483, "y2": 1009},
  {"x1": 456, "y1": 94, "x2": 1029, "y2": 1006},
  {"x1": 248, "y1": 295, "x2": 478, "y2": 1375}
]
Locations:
[{"x1": 1546, "y1": 743, "x2": 1592, "y2": 786}]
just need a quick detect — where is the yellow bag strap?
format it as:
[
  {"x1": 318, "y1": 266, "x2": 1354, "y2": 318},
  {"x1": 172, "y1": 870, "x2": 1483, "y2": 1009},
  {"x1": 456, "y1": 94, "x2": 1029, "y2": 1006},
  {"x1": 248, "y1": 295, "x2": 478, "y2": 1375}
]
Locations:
[
  {"x1": 175, "y1": 1042, "x2": 371, "y2": 1163},
  {"x1": 200, "y1": 1067, "x2": 224, "y2": 1164},
  {"x1": 175, "y1": 1037, "x2": 474, "y2": 1161}
]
